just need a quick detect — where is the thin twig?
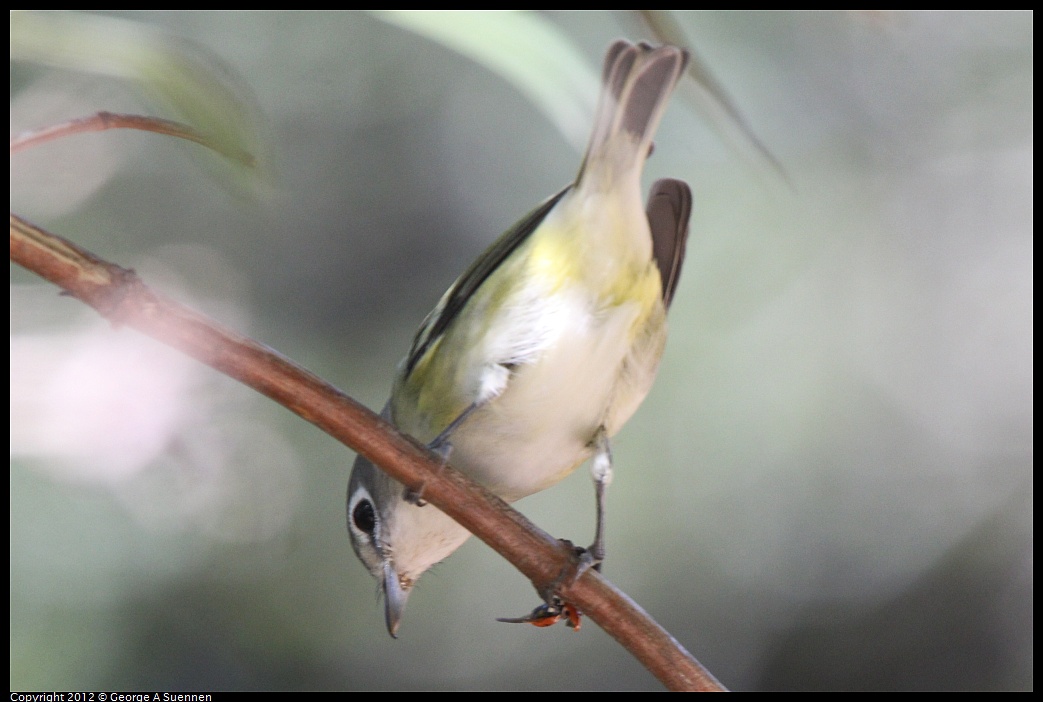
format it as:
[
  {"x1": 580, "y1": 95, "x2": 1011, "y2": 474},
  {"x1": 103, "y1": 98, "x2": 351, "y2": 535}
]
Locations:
[{"x1": 10, "y1": 111, "x2": 256, "y2": 167}]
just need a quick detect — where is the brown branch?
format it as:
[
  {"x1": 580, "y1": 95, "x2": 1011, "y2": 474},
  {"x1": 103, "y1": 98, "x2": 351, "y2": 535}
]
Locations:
[
  {"x1": 9, "y1": 112, "x2": 726, "y2": 691},
  {"x1": 10, "y1": 214, "x2": 726, "y2": 691}
]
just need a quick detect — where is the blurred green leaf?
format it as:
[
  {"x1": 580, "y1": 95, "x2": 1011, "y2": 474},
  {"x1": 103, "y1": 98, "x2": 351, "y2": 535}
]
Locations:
[
  {"x1": 371, "y1": 10, "x2": 783, "y2": 180},
  {"x1": 639, "y1": 10, "x2": 785, "y2": 181},
  {"x1": 369, "y1": 10, "x2": 599, "y2": 150},
  {"x1": 10, "y1": 10, "x2": 272, "y2": 199}
]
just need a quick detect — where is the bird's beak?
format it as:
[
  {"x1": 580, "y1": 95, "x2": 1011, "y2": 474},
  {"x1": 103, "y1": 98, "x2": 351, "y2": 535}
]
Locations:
[{"x1": 382, "y1": 560, "x2": 410, "y2": 638}]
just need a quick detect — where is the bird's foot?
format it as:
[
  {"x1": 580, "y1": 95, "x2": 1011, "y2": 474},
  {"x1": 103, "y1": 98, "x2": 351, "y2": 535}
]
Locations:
[{"x1": 496, "y1": 540, "x2": 596, "y2": 631}]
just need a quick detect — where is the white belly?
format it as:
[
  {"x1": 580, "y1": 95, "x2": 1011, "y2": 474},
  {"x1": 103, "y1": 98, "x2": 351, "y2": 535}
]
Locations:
[{"x1": 446, "y1": 291, "x2": 645, "y2": 502}]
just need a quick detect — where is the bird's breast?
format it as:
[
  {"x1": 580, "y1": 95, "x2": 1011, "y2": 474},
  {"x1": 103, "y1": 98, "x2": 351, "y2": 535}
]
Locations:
[
  {"x1": 395, "y1": 202, "x2": 667, "y2": 502},
  {"x1": 446, "y1": 284, "x2": 658, "y2": 501}
]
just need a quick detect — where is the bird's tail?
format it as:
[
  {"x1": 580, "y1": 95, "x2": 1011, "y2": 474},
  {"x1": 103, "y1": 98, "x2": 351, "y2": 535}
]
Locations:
[{"x1": 577, "y1": 40, "x2": 689, "y2": 187}]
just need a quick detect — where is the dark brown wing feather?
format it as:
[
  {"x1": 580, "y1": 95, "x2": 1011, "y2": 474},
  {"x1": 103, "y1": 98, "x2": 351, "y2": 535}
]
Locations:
[{"x1": 645, "y1": 177, "x2": 691, "y2": 308}]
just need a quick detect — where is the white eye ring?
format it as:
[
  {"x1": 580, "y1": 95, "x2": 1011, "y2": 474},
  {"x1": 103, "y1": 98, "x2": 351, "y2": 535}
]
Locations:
[{"x1": 348, "y1": 485, "x2": 377, "y2": 539}]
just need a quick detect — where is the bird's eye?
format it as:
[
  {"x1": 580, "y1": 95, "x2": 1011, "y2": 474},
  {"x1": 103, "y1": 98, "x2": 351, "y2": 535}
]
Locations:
[{"x1": 352, "y1": 498, "x2": 376, "y2": 535}]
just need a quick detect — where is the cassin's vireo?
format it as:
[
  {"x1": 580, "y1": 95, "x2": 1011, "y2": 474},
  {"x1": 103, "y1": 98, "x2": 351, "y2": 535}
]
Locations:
[{"x1": 347, "y1": 39, "x2": 691, "y2": 637}]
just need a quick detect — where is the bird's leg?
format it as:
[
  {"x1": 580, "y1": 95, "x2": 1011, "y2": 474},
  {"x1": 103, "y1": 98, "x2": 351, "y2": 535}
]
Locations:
[
  {"x1": 540, "y1": 428, "x2": 613, "y2": 585},
  {"x1": 587, "y1": 425, "x2": 612, "y2": 570},
  {"x1": 498, "y1": 427, "x2": 613, "y2": 630},
  {"x1": 428, "y1": 400, "x2": 481, "y2": 457},
  {"x1": 403, "y1": 400, "x2": 481, "y2": 506},
  {"x1": 406, "y1": 361, "x2": 514, "y2": 505}
]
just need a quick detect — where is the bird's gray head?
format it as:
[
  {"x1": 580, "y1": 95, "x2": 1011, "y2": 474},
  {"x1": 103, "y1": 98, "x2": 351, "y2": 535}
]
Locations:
[{"x1": 347, "y1": 453, "x2": 472, "y2": 637}]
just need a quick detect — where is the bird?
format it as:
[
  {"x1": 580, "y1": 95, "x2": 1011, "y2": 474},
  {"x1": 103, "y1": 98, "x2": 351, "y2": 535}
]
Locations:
[{"x1": 347, "y1": 39, "x2": 691, "y2": 637}]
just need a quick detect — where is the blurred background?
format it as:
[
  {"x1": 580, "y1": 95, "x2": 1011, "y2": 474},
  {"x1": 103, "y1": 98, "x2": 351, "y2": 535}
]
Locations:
[{"x1": 10, "y1": 10, "x2": 1032, "y2": 691}]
